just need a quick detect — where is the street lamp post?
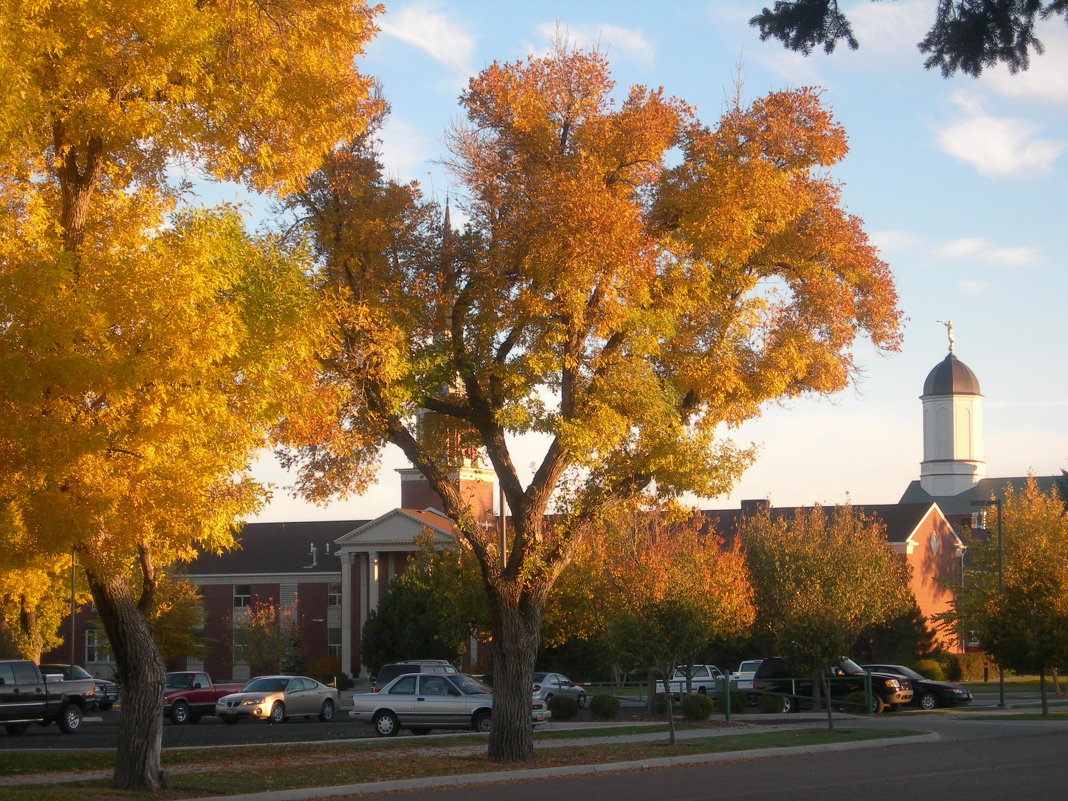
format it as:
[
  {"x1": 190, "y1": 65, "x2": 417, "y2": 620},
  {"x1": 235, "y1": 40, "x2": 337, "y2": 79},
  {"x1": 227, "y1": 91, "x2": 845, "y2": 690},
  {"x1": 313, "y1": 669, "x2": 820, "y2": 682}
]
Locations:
[{"x1": 972, "y1": 498, "x2": 1005, "y2": 708}]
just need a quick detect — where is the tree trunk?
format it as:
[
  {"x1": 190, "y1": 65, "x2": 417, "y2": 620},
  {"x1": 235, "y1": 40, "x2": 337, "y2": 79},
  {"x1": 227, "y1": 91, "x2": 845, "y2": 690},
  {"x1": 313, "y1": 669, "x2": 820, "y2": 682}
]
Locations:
[
  {"x1": 486, "y1": 594, "x2": 542, "y2": 763},
  {"x1": 1040, "y1": 669, "x2": 1049, "y2": 718},
  {"x1": 18, "y1": 597, "x2": 42, "y2": 663},
  {"x1": 86, "y1": 570, "x2": 168, "y2": 791},
  {"x1": 821, "y1": 674, "x2": 834, "y2": 732}
]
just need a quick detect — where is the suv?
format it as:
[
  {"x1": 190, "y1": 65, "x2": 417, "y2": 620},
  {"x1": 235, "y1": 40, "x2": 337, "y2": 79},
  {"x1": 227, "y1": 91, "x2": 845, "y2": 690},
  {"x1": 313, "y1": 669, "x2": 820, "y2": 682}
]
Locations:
[
  {"x1": 753, "y1": 656, "x2": 913, "y2": 713},
  {"x1": 371, "y1": 660, "x2": 457, "y2": 692}
]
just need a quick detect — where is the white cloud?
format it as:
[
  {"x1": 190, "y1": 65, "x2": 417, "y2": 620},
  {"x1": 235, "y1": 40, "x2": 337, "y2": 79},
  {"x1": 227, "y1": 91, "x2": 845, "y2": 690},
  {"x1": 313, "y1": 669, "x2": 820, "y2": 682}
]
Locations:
[
  {"x1": 956, "y1": 279, "x2": 988, "y2": 295},
  {"x1": 935, "y1": 237, "x2": 1041, "y2": 267},
  {"x1": 380, "y1": 2, "x2": 475, "y2": 77},
  {"x1": 849, "y1": 0, "x2": 929, "y2": 55},
  {"x1": 935, "y1": 91, "x2": 1066, "y2": 177},
  {"x1": 536, "y1": 22, "x2": 654, "y2": 67},
  {"x1": 870, "y1": 229, "x2": 925, "y2": 254},
  {"x1": 752, "y1": 47, "x2": 826, "y2": 87},
  {"x1": 982, "y1": 23, "x2": 1068, "y2": 106},
  {"x1": 377, "y1": 116, "x2": 433, "y2": 184}
]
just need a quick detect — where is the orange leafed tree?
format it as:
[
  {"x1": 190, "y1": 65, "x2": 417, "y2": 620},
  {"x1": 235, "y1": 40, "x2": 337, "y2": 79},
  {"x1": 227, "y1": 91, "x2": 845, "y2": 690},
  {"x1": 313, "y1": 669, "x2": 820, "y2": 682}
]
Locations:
[
  {"x1": 0, "y1": 0, "x2": 379, "y2": 789},
  {"x1": 289, "y1": 43, "x2": 901, "y2": 762}
]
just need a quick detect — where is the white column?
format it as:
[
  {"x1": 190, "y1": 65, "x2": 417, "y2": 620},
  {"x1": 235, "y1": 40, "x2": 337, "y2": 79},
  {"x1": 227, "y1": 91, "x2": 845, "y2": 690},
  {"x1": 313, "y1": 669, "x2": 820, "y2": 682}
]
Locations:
[{"x1": 340, "y1": 551, "x2": 354, "y2": 677}]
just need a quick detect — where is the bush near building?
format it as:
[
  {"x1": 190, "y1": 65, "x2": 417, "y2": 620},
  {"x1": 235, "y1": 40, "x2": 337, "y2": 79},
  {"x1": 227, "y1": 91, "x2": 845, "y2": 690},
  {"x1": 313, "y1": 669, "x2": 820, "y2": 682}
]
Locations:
[
  {"x1": 589, "y1": 693, "x2": 621, "y2": 720},
  {"x1": 681, "y1": 693, "x2": 714, "y2": 720}
]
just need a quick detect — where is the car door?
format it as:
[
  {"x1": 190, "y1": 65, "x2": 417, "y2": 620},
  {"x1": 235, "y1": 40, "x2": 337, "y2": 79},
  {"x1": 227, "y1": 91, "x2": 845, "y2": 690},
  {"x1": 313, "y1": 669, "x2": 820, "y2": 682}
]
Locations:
[
  {"x1": 286, "y1": 678, "x2": 314, "y2": 716},
  {"x1": 416, "y1": 674, "x2": 461, "y2": 725},
  {"x1": 8, "y1": 662, "x2": 46, "y2": 720},
  {"x1": 381, "y1": 674, "x2": 418, "y2": 722}
]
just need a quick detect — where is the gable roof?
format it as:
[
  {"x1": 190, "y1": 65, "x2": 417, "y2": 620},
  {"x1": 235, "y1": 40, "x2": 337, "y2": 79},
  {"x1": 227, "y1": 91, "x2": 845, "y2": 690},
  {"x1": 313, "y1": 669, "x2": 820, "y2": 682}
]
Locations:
[
  {"x1": 900, "y1": 475, "x2": 1061, "y2": 517},
  {"x1": 333, "y1": 507, "x2": 459, "y2": 550},
  {"x1": 185, "y1": 519, "x2": 367, "y2": 576}
]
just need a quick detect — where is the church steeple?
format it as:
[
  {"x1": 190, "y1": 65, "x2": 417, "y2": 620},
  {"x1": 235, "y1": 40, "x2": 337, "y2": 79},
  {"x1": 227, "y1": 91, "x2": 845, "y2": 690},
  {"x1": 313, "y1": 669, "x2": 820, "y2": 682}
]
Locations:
[{"x1": 919, "y1": 324, "x2": 985, "y2": 496}]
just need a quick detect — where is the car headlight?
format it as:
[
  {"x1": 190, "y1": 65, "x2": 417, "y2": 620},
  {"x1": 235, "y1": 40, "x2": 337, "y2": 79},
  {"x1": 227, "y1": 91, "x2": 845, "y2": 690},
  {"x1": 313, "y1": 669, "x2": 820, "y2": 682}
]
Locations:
[
  {"x1": 240, "y1": 696, "x2": 266, "y2": 706},
  {"x1": 885, "y1": 679, "x2": 901, "y2": 690}
]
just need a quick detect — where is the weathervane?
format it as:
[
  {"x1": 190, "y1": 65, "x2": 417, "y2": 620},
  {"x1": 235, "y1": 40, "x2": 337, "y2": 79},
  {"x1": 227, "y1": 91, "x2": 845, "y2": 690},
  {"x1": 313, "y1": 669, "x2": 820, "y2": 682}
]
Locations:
[{"x1": 937, "y1": 320, "x2": 955, "y2": 353}]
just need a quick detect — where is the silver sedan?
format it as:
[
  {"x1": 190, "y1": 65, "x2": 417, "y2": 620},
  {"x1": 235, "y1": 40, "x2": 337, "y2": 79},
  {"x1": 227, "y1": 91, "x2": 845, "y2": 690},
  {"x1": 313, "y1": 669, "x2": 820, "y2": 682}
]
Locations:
[
  {"x1": 532, "y1": 672, "x2": 586, "y2": 707},
  {"x1": 351, "y1": 672, "x2": 551, "y2": 736},
  {"x1": 215, "y1": 675, "x2": 339, "y2": 724}
]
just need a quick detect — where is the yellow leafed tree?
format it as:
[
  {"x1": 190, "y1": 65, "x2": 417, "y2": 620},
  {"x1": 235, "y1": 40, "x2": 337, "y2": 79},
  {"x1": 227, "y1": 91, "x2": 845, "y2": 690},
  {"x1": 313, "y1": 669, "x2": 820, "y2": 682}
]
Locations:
[
  {"x1": 288, "y1": 43, "x2": 901, "y2": 762},
  {"x1": 0, "y1": 0, "x2": 379, "y2": 789}
]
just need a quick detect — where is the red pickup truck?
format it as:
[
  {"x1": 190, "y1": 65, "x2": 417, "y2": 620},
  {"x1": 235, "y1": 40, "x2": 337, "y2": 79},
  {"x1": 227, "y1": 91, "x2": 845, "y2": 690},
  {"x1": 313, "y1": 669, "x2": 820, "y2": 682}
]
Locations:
[{"x1": 164, "y1": 672, "x2": 245, "y2": 724}]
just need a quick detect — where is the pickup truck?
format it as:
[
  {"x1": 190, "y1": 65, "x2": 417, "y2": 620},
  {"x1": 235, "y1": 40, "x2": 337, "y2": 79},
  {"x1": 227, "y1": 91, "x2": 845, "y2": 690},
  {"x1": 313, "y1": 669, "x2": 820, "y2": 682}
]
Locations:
[
  {"x1": 658, "y1": 664, "x2": 725, "y2": 699},
  {"x1": 164, "y1": 671, "x2": 245, "y2": 724},
  {"x1": 0, "y1": 659, "x2": 97, "y2": 735}
]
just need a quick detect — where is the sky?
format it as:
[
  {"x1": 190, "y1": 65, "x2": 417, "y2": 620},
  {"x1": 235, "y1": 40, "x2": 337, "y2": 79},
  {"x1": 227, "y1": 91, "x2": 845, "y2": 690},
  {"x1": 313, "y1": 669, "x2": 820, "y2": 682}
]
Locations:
[{"x1": 250, "y1": 1, "x2": 1068, "y2": 523}]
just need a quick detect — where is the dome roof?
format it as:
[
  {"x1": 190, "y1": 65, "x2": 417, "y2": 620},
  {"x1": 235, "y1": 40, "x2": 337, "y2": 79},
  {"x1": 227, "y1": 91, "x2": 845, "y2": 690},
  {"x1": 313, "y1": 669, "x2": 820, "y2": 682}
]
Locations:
[{"x1": 923, "y1": 353, "x2": 981, "y2": 396}]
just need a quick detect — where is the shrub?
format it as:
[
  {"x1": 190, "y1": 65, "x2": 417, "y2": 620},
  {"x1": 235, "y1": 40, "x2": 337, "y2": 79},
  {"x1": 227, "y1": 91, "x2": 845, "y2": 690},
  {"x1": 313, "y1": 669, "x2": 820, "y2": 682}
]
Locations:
[
  {"x1": 757, "y1": 693, "x2": 788, "y2": 713},
  {"x1": 547, "y1": 694, "x2": 579, "y2": 720},
  {"x1": 589, "y1": 693, "x2": 621, "y2": 720},
  {"x1": 681, "y1": 692, "x2": 715, "y2": 720},
  {"x1": 952, "y1": 652, "x2": 990, "y2": 681},
  {"x1": 714, "y1": 691, "x2": 749, "y2": 713},
  {"x1": 653, "y1": 692, "x2": 668, "y2": 714},
  {"x1": 914, "y1": 658, "x2": 946, "y2": 681}
]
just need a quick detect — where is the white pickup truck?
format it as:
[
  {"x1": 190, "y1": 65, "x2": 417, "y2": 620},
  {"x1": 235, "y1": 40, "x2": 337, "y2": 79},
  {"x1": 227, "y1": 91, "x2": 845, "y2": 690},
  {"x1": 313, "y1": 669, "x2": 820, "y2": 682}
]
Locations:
[{"x1": 658, "y1": 664, "x2": 724, "y2": 698}]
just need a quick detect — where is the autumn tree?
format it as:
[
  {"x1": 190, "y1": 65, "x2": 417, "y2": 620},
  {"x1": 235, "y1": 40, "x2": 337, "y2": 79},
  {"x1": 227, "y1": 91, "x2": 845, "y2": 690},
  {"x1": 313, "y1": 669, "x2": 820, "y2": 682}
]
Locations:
[
  {"x1": 578, "y1": 505, "x2": 754, "y2": 744},
  {"x1": 739, "y1": 504, "x2": 912, "y2": 727},
  {"x1": 0, "y1": 557, "x2": 87, "y2": 662},
  {"x1": 750, "y1": 0, "x2": 1068, "y2": 77},
  {"x1": 941, "y1": 478, "x2": 1068, "y2": 716},
  {"x1": 232, "y1": 598, "x2": 302, "y2": 675},
  {"x1": 288, "y1": 43, "x2": 901, "y2": 762},
  {"x1": 0, "y1": 1, "x2": 379, "y2": 789}
]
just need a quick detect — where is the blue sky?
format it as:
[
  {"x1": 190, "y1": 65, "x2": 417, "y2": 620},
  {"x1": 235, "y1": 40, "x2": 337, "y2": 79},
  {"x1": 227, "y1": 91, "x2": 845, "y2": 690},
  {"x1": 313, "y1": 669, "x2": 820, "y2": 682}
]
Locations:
[{"x1": 251, "y1": 1, "x2": 1068, "y2": 522}]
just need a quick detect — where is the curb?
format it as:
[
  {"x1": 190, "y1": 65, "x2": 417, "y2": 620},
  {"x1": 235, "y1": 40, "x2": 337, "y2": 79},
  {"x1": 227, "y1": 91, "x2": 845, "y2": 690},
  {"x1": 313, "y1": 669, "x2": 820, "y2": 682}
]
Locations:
[{"x1": 189, "y1": 731, "x2": 940, "y2": 801}]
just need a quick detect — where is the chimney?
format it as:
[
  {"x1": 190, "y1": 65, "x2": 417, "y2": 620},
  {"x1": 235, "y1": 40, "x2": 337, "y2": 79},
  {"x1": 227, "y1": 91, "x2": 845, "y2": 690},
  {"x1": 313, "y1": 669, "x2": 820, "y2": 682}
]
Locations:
[{"x1": 740, "y1": 499, "x2": 771, "y2": 516}]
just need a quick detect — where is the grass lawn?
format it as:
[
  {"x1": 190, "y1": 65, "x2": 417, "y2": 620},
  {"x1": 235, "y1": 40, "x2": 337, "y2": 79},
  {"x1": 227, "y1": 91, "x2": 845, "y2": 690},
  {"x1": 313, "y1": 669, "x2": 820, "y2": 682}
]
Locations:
[{"x1": 0, "y1": 725, "x2": 919, "y2": 801}]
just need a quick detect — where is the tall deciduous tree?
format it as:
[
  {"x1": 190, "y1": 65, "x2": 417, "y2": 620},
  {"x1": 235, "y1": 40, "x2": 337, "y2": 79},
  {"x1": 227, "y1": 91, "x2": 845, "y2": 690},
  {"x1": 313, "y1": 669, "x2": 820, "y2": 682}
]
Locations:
[
  {"x1": 739, "y1": 504, "x2": 913, "y2": 727},
  {"x1": 0, "y1": 1, "x2": 379, "y2": 789},
  {"x1": 750, "y1": 0, "x2": 1068, "y2": 77},
  {"x1": 941, "y1": 478, "x2": 1068, "y2": 716},
  {"x1": 289, "y1": 44, "x2": 901, "y2": 762}
]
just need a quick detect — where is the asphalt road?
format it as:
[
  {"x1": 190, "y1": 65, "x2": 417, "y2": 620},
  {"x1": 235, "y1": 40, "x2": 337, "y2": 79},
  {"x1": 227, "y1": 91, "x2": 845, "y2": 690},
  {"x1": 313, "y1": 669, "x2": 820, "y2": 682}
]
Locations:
[
  {"x1": 0, "y1": 708, "x2": 379, "y2": 750},
  {"x1": 308, "y1": 718, "x2": 1068, "y2": 801}
]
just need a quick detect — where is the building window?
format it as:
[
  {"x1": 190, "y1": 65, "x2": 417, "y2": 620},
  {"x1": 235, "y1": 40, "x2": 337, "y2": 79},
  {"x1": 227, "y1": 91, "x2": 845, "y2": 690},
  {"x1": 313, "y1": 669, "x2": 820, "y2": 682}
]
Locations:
[
  {"x1": 85, "y1": 624, "x2": 115, "y2": 663},
  {"x1": 327, "y1": 582, "x2": 341, "y2": 607},
  {"x1": 328, "y1": 627, "x2": 342, "y2": 659},
  {"x1": 233, "y1": 584, "x2": 251, "y2": 608}
]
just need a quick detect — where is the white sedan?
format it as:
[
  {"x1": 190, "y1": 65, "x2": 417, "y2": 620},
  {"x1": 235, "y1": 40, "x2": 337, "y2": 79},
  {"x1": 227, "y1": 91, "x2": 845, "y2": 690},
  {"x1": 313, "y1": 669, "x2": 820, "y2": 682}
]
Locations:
[
  {"x1": 215, "y1": 675, "x2": 339, "y2": 724},
  {"x1": 351, "y1": 672, "x2": 550, "y2": 736}
]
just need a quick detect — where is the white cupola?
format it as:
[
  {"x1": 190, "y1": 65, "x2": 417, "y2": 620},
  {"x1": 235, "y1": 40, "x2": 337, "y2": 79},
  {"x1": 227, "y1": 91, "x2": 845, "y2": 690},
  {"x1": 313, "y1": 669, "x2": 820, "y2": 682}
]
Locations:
[{"x1": 919, "y1": 330, "x2": 985, "y2": 496}]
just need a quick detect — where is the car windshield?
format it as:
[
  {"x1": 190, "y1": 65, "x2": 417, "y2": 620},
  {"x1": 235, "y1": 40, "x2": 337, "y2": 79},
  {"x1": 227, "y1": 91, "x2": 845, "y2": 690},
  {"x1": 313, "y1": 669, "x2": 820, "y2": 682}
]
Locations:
[
  {"x1": 837, "y1": 658, "x2": 865, "y2": 675},
  {"x1": 243, "y1": 677, "x2": 290, "y2": 693},
  {"x1": 451, "y1": 674, "x2": 491, "y2": 695},
  {"x1": 165, "y1": 674, "x2": 192, "y2": 689},
  {"x1": 532, "y1": 673, "x2": 547, "y2": 683}
]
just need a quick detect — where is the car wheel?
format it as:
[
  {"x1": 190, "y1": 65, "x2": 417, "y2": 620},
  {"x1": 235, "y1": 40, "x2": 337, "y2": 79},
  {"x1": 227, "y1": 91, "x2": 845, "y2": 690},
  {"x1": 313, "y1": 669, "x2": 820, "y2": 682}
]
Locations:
[
  {"x1": 474, "y1": 711, "x2": 492, "y2": 733},
  {"x1": 170, "y1": 700, "x2": 191, "y2": 725},
  {"x1": 697, "y1": 686, "x2": 708, "y2": 695},
  {"x1": 919, "y1": 691, "x2": 938, "y2": 710},
  {"x1": 268, "y1": 702, "x2": 286, "y2": 724},
  {"x1": 870, "y1": 695, "x2": 887, "y2": 714},
  {"x1": 98, "y1": 702, "x2": 113, "y2": 712},
  {"x1": 5, "y1": 722, "x2": 30, "y2": 735},
  {"x1": 577, "y1": 692, "x2": 587, "y2": 708},
  {"x1": 781, "y1": 696, "x2": 793, "y2": 713},
  {"x1": 373, "y1": 710, "x2": 400, "y2": 737},
  {"x1": 57, "y1": 703, "x2": 83, "y2": 734},
  {"x1": 544, "y1": 693, "x2": 553, "y2": 704},
  {"x1": 319, "y1": 699, "x2": 335, "y2": 722},
  {"x1": 221, "y1": 715, "x2": 239, "y2": 725}
]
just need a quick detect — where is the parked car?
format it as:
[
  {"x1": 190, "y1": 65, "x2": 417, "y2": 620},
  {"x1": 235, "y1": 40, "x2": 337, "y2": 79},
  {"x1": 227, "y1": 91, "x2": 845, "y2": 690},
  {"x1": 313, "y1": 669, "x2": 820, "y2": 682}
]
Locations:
[
  {"x1": 40, "y1": 664, "x2": 119, "y2": 712},
  {"x1": 371, "y1": 660, "x2": 458, "y2": 692},
  {"x1": 1, "y1": 659, "x2": 97, "y2": 735},
  {"x1": 351, "y1": 672, "x2": 551, "y2": 736},
  {"x1": 658, "y1": 664, "x2": 724, "y2": 699},
  {"x1": 532, "y1": 672, "x2": 586, "y2": 707},
  {"x1": 164, "y1": 671, "x2": 245, "y2": 724},
  {"x1": 862, "y1": 664, "x2": 972, "y2": 710},
  {"x1": 753, "y1": 656, "x2": 913, "y2": 713},
  {"x1": 730, "y1": 660, "x2": 763, "y2": 692},
  {"x1": 215, "y1": 675, "x2": 340, "y2": 724}
]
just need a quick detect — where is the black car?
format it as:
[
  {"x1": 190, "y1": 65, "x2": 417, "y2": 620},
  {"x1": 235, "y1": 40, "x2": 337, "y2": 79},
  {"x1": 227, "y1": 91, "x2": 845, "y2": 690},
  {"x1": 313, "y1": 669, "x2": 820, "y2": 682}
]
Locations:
[
  {"x1": 862, "y1": 664, "x2": 972, "y2": 710},
  {"x1": 39, "y1": 664, "x2": 119, "y2": 711},
  {"x1": 753, "y1": 656, "x2": 913, "y2": 713}
]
